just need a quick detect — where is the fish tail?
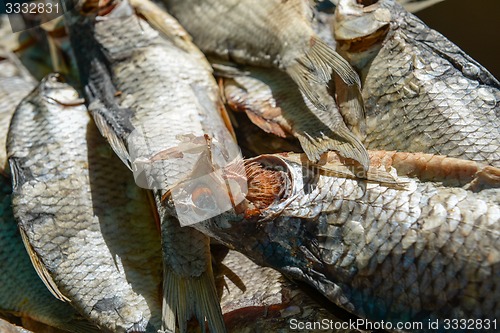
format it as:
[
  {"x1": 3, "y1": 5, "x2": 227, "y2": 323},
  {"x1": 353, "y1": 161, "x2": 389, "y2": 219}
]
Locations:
[
  {"x1": 286, "y1": 37, "x2": 369, "y2": 170},
  {"x1": 295, "y1": 127, "x2": 368, "y2": 169},
  {"x1": 162, "y1": 264, "x2": 226, "y2": 333},
  {"x1": 161, "y1": 218, "x2": 226, "y2": 333},
  {"x1": 334, "y1": 73, "x2": 366, "y2": 140}
]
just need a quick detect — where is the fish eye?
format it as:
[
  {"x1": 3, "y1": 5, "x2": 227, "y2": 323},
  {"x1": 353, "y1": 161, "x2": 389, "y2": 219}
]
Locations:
[
  {"x1": 357, "y1": 0, "x2": 379, "y2": 6},
  {"x1": 191, "y1": 186, "x2": 218, "y2": 211}
]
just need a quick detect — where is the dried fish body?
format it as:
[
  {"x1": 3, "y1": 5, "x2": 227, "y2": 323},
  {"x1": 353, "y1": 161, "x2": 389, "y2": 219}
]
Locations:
[
  {"x1": 334, "y1": 0, "x2": 500, "y2": 166},
  {"x1": 0, "y1": 40, "x2": 98, "y2": 333},
  {"x1": 0, "y1": 174, "x2": 100, "y2": 333},
  {"x1": 165, "y1": 0, "x2": 369, "y2": 169},
  {"x1": 191, "y1": 151, "x2": 500, "y2": 330},
  {"x1": 7, "y1": 74, "x2": 162, "y2": 332},
  {"x1": 63, "y1": 1, "x2": 239, "y2": 331}
]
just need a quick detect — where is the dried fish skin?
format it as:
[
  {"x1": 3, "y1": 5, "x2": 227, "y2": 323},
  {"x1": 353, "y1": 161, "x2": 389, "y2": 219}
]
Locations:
[
  {"x1": 334, "y1": 0, "x2": 500, "y2": 166},
  {"x1": 7, "y1": 74, "x2": 162, "y2": 333},
  {"x1": 64, "y1": 1, "x2": 238, "y2": 331},
  {"x1": 165, "y1": 0, "x2": 369, "y2": 169},
  {"x1": 0, "y1": 174, "x2": 100, "y2": 333},
  {"x1": 196, "y1": 151, "x2": 500, "y2": 330}
]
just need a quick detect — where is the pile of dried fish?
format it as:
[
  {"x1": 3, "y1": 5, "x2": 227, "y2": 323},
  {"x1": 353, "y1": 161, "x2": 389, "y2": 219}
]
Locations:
[{"x1": 0, "y1": 0, "x2": 498, "y2": 332}]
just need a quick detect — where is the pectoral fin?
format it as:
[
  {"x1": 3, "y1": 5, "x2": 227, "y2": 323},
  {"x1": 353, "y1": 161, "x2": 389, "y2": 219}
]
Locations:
[{"x1": 18, "y1": 228, "x2": 70, "y2": 303}]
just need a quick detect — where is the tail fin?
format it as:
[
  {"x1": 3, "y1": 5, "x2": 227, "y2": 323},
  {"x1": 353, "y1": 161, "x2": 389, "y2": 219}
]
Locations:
[
  {"x1": 287, "y1": 37, "x2": 369, "y2": 170},
  {"x1": 161, "y1": 216, "x2": 226, "y2": 333},
  {"x1": 162, "y1": 264, "x2": 226, "y2": 333},
  {"x1": 295, "y1": 126, "x2": 368, "y2": 166}
]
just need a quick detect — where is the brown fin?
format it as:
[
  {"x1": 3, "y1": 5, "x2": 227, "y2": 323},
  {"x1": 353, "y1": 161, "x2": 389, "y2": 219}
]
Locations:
[
  {"x1": 374, "y1": 151, "x2": 500, "y2": 190},
  {"x1": 468, "y1": 166, "x2": 500, "y2": 192},
  {"x1": 280, "y1": 152, "x2": 407, "y2": 189},
  {"x1": 217, "y1": 98, "x2": 237, "y2": 142},
  {"x1": 244, "y1": 109, "x2": 288, "y2": 138},
  {"x1": 18, "y1": 228, "x2": 70, "y2": 303},
  {"x1": 216, "y1": 77, "x2": 239, "y2": 142},
  {"x1": 217, "y1": 262, "x2": 247, "y2": 293},
  {"x1": 146, "y1": 190, "x2": 162, "y2": 233},
  {"x1": 223, "y1": 76, "x2": 291, "y2": 138}
]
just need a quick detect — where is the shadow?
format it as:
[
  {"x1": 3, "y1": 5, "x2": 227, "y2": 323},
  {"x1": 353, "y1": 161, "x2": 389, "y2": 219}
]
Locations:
[
  {"x1": 86, "y1": 119, "x2": 162, "y2": 331},
  {"x1": 417, "y1": 0, "x2": 500, "y2": 80}
]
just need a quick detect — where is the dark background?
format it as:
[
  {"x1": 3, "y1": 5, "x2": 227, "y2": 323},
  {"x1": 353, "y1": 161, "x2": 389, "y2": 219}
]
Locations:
[{"x1": 416, "y1": 0, "x2": 500, "y2": 80}]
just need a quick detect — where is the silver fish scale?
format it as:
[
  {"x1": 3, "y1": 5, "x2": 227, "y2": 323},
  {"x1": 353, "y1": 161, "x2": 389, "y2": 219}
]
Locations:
[
  {"x1": 164, "y1": 0, "x2": 313, "y2": 68},
  {"x1": 93, "y1": 15, "x2": 235, "y2": 190},
  {"x1": 360, "y1": 2, "x2": 500, "y2": 166},
  {"x1": 8, "y1": 77, "x2": 162, "y2": 333},
  {"x1": 159, "y1": 207, "x2": 209, "y2": 277},
  {"x1": 271, "y1": 166, "x2": 500, "y2": 323},
  {"x1": 0, "y1": 175, "x2": 96, "y2": 333},
  {"x1": 201, "y1": 157, "x2": 500, "y2": 328}
]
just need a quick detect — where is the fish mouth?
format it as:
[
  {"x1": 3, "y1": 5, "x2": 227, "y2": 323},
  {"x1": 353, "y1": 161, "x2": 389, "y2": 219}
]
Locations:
[
  {"x1": 334, "y1": 0, "x2": 391, "y2": 54},
  {"x1": 356, "y1": 0, "x2": 379, "y2": 5},
  {"x1": 79, "y1": 0, "x2": 119, "y2": 16},
  {"x1": 41, "y1": 74, "x2": 86, "y2": 106},
  {"x1": 242, "y1": 155, "x2": 293, "y2": 217},
  {"x1": 336, "y1": 23, "x2": 390, "y2": 54}
]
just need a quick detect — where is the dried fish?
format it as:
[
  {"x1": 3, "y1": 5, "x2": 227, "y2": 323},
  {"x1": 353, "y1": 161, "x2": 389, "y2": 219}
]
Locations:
[
  {"x1": 8, "y1": 74, "x2": 162, "y2": 332},
  {"x1": 183, "y1": 151, "x2": 500, "y2": 330},
  {"x1": 334, "y1": 0, "x2": 500, "y2": 166},
  {"x1": 164, "y1": 0, "x2": 369, "y2": 168},
  {"x1": 63, "y1": 0, "x2": 243, "y2": 331}
]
